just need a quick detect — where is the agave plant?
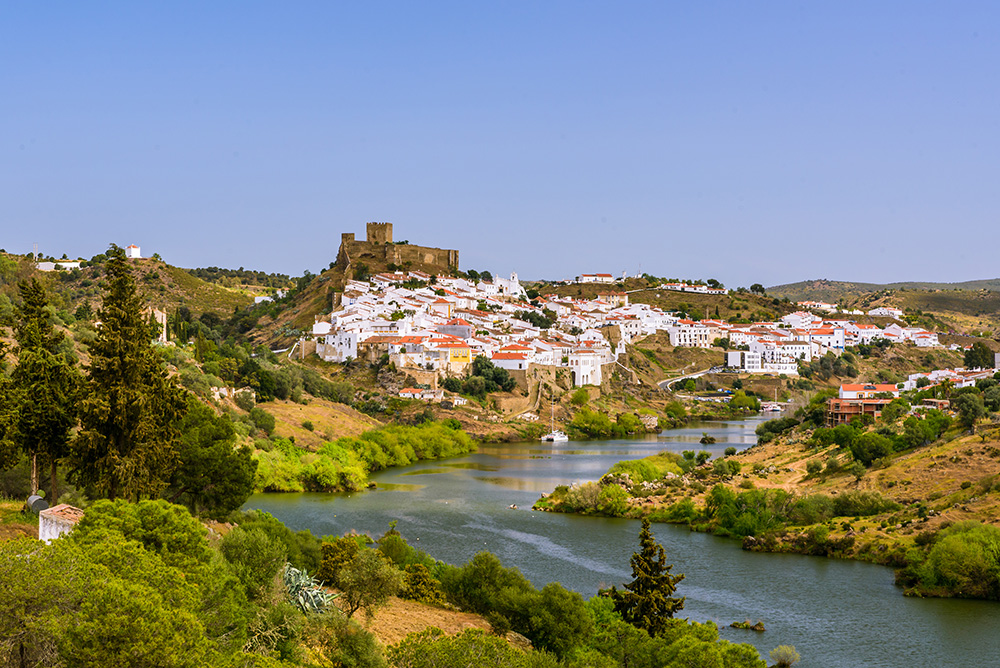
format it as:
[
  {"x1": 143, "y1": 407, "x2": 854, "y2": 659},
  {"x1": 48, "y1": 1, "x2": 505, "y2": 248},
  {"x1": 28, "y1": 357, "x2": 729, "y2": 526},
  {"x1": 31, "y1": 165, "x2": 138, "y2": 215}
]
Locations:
[{"x1": 283, "y1": 563, "x2": 338, "y2": 614}]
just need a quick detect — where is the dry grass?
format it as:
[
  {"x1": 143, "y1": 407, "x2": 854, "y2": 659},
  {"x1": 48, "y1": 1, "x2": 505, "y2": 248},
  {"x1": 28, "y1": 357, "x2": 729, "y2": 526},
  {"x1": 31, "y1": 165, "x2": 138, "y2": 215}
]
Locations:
[
  {"x1": 0, "y1": 498, "x2": 37, "y2": 542},
  {"x1": 363, "y1": 597, "x2": 491, "y2": 647},
  {"x1": 265, "y1": 397, "x2": 383, "y2": 449}
]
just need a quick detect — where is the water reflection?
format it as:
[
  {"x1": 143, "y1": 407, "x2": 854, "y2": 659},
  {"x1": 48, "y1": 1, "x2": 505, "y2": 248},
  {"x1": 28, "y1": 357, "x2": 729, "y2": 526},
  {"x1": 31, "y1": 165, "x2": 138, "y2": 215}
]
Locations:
[
  {"x1": 436, "y1": 461, "x2": 501, "y2": 471},
  {"x1": 373, "y1": 482, "x2": 425, "y2": 492},
  {"x1": 476, "y1": 476, "x2": 566, "y2": 492}
]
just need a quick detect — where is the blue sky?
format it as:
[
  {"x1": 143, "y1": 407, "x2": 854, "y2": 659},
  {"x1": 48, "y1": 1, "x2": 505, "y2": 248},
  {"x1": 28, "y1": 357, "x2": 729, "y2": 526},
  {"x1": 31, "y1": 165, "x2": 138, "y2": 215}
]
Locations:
[{"x1": 3, "y1": 3, "x2": 998, "y2": 287}]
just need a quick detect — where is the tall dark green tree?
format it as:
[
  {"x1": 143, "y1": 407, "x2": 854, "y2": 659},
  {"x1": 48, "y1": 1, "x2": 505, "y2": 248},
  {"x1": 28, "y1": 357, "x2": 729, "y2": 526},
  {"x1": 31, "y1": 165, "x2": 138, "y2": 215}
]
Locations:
[
  {"x1": 166, "y1": 396, "x2": 258, "y2": 519},
  {"x1": 606, "y1": 518, "x2": 685, "y2": 636},
  {"x1": 965, "y1": 341, "x2": 995, "y2": 370},
  {"x1": 11, "y1": 278, "x2": 81, "y2": 497},
  {"x1": 0, "y1": 343, "x2": 18, "y2": 471},
  {"x1": 70, "y1": 245, "x2": 187, "y2": 501}
]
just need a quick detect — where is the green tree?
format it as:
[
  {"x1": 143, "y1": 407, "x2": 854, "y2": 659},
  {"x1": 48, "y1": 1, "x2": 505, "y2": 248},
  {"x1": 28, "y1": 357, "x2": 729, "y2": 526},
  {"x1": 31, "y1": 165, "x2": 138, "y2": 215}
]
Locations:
[
  {"x1": 166, "y1": 396, "x2": 257, "y2": 519},
  {"x1": 0, "y1": 344, "x2": 20, "y2": 471},
  {"x1": 729, "y1": 390, "x2": 760, "y2": 412},
  {"x1": 964, "y1": 341, "x2": 995, "y2": 370},
  {"x1": 339, "y1": 549, "x2": 404, "y2": 620},
  {"x1": 220, "y1": 526, "x2": 288, "y2": 602},
  {"x1": 849, "y1": 432, "x2": 893, "y2": 467},
  {"x1": 955, "y1": 393, "x2": 987, "y2": 432},
  {"x1": 70, "y1": 245, "x2": 188, "y2": 501},
  {"x1": 606, "y1": 519, "x2": 685, "y2": 636},
  {"x1": 11, "y1": 278, "x2": 82, "y2": 497}
]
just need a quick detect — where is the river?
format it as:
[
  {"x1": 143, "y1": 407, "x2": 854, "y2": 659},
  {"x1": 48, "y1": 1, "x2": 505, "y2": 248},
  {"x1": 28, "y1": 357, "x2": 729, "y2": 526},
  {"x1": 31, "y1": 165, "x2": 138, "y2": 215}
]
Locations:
[{"x1": 246, "y1": 418, "x2": 1000, "y2": 667}]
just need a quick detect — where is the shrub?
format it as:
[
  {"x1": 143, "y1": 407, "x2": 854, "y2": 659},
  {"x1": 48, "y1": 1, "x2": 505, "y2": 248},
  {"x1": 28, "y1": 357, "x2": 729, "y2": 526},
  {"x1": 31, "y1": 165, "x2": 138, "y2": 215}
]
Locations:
[
  {"x1": 770, "y1": 645, "x2": 801, "y2": 667},
  {"x1": 250, "y1": 407, "x2": 276, "y2": 436},
  {"x1": 570, "y1": 388, "x2": 589, "y2": 406},
  {"x1": 220, "y1": 527, "x2": 287, "y2": 601},
  {"x1": 832, "y1": 491, "x2": 900, "y2": 517},
  {"x1": 913, "y1": 522, "x2": 1000, "y2": 600},
  {"x1": 806, "y1": 460, "x2": 822, "y2": 476},
  {"x1": 724, "y1": 446, "x2": 737, "y2": 456},
  {"x1": 302, "y1": 420, "x2": 314, "y2": 431},
  {"x1": 234, "y1": 390, "x2": 256, "y2": 412}
]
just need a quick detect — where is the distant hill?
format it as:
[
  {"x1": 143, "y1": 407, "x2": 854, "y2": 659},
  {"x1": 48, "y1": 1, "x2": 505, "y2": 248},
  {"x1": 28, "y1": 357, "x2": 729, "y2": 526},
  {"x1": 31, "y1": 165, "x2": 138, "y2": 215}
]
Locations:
[
  {"x1": 0, "y1": 252, "x2": 254, "y2": 319},
  {"x1": 767, "y1": 278, "x2": 1000, "y2": 303}
]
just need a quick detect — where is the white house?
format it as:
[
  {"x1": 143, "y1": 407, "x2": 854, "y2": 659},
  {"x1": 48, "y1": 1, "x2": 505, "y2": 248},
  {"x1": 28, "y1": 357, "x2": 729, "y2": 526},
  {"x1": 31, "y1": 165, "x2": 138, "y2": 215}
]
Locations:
[
  {"x1": 781, "y1": 311, "x2": 823, "y2": 329},
  {"x1": 36, "y1": 261, "x2": 81, "y2": 272},
  {"x1": 569, "y1": 349, "x2": 603, "y2": 386},
  {"x1": 845, "y1": 323, "x2": 883, "y2": 345},
  {"x1": 725, "y1": 350, "x2": 763, "y2": 373},
  {"x1": 912, "y1": 331, "x2": 940, "y2": 348},
  {"x1": 125, "y1": 244, "x2": 141, "y2": 259},
  {"x1": 578, "y1": 273, "x2": 614, "y2": 284},
  {"x1": 839, "y1": 383, "x2": 900, "y2": 399},
  {"x1": 491, "y1": 351, "x2": 530, "y2": 371},
  {"x1": 868, "y1": 306, "x2": 904, "y2": 318},
  {"x1": 318, "y1": 329, "x2": 358, "y2": 363},
  {"x1": 38, "y1": 504, "x2": 85, "y2": 543},
  {"x1": 668, "y1": 321, "x2": 722, "y2": 348}
]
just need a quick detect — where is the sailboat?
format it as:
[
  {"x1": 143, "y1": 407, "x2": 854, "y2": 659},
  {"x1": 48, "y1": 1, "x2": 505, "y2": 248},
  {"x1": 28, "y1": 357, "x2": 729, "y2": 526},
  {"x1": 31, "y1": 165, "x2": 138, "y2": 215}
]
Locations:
[{"x1": 540, "y1": 402, "x2": 569, "y2": 442}]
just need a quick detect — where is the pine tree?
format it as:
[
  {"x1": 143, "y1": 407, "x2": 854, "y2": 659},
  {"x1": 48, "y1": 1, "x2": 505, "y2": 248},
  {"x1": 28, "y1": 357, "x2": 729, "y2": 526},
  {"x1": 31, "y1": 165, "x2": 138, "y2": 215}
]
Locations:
[
  {"x1": 608, "y1": 518, "x2": 685, "y2": 636},
  {"x1": 11, "y1": 278, "x2": 81, "y2": 497},
  {"x1": 0, "y1": 343, "x2": 18, "y2": 471},
  {"x1": 70, "y1": 245, "x2": 187, "y2": 501}
]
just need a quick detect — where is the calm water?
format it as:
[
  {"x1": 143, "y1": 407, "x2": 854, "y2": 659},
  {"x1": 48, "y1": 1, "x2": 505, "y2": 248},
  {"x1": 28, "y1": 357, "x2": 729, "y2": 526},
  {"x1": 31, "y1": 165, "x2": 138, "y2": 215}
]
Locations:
[{"x1": 246, "y1": 418, "x2": 1000, "y2": 667}]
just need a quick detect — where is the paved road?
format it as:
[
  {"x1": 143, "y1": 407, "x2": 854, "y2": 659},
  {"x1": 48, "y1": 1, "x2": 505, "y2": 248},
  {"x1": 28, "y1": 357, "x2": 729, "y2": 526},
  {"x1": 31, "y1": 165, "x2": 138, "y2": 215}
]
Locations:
[{"x1": 657, "y1": 365, "x2": 722, "y2": 393}]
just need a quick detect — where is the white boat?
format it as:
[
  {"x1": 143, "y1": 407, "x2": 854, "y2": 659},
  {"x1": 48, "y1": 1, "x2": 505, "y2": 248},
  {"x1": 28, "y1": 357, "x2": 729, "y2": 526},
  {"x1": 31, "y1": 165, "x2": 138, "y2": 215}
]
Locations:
[{"x1": 540, "y1": 402, "x2": 568, "y2": 441}]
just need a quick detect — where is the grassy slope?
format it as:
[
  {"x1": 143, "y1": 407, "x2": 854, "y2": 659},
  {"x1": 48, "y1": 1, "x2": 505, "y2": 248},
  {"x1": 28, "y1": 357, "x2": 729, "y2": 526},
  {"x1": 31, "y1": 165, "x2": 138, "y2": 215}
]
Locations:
[
  {"x1": 1, "y1": 254, "x2": 254, "y2": 319},
  {"x1": 727, "y1": 427, "x2": 1000, "y2": 554}
]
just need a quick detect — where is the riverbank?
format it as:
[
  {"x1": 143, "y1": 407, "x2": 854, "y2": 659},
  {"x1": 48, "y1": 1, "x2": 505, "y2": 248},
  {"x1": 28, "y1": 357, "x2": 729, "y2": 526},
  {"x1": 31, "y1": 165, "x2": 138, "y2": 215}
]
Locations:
[
  {"x1": 532, "y1": 421, "x2": 1000, "y2": 601},
  {"x1": 246, "y1": 427, "x2": 1000, "y2": 668}
]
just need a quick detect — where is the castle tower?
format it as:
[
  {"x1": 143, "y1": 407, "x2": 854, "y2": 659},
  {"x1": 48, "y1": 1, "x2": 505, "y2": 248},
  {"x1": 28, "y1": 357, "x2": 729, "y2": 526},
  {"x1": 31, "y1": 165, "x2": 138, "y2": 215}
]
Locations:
[{"x1": 366, "y1": 222, "x2": 393, "y2": 244}]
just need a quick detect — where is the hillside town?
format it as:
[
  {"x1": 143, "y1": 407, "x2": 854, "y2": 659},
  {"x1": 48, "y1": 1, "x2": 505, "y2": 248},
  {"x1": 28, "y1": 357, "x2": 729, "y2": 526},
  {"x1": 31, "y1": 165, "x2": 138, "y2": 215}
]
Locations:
[{"x1": 297, "y1": 264, "x2": 979, "y2": 395}]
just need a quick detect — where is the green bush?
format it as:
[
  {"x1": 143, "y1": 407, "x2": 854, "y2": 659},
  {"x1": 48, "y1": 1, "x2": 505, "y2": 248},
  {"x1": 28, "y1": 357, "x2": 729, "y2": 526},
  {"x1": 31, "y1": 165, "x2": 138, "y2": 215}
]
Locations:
[
  {"x1": 249, "y1": 407, "x2": 276, "y2": 435},
  {"x1": 219, "y1": 527, "x2": 287, "y2": 601},
  {"x1": 570, "y1": 388, "x2": 590, "y2": 406},
  {"x1": 234, "y1": 390, "x2": 255, "y2": 412},
  {"x1": 831, "y1": 491, "x2": 900, "y2": 517},
  {"x1": 909, "y1": 522, "x2": 1000, "y2": 600}
]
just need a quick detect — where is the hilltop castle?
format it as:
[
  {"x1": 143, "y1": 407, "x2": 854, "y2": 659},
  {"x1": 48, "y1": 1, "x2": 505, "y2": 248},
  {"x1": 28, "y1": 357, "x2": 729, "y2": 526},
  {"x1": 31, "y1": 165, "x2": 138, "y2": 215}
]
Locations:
[{"x1": 336, "y1": 222, "x2": 459, "y2": 275}]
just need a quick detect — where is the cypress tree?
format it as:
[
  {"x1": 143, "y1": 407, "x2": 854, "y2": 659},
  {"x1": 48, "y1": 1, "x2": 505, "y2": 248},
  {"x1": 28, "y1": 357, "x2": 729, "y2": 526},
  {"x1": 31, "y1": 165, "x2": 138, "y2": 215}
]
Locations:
[
  {"x1": 608, "y1": 518, "x2": 685, "y2": 636},
  {"x1": 11, "y1": 278, "x2": 81, "y2": 497},
  {"x1": 70, "y1": 245, "x2": 187, "y2": 501}
]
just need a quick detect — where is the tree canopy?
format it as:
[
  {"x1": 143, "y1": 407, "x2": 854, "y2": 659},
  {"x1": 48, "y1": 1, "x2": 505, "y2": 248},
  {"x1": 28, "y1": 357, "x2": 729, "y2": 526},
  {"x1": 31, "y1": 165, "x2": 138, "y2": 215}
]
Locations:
[{"x1": 70, "y1": 244, "x2": 188, "y2": 500}]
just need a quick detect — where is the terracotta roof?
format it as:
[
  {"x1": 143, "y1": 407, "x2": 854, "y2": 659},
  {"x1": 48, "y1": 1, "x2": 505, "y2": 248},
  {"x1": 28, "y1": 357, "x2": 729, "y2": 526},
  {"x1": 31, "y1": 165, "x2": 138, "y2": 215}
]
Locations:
[
  {"x1": 492, "y1": 352, "x2": 528, "y2": 360},
  {"x1": 841, "y1": 383, "x2": 898, "y2": 392},
  {"x1": 39, "y1": 504, "x2": 85, "y2": 524}
]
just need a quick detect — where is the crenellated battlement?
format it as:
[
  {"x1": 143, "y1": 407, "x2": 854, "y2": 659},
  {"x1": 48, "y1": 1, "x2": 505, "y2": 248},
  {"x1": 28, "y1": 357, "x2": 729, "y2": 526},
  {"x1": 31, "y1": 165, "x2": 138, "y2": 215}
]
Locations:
[
  {"x1": 366, "y1": 222, "x2": 393, "y2": 244},
  {"x1": 336, "y1": 223, "x2": 458, "y2": 276}
]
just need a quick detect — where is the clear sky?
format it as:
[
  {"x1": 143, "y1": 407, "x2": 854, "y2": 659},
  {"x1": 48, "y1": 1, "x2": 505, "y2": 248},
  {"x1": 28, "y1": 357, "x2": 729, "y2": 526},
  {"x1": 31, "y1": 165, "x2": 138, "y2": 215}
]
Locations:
[{"x1": 3, "y1": 3, "x2": 998, "y2": 287}]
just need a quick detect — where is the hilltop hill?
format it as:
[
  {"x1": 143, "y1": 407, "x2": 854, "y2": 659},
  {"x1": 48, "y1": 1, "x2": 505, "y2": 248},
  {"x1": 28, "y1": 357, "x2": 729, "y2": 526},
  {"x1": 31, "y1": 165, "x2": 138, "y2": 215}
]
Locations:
[
  {"x1": 767, "y1": 277, "x2": 1000, "y2": 302},
  {"x1": 0, "y1": 252, "x2": 255, "y2": 320},
  {"x1": 541, "y1": 278, "x2": 797, "y2": 323}
]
